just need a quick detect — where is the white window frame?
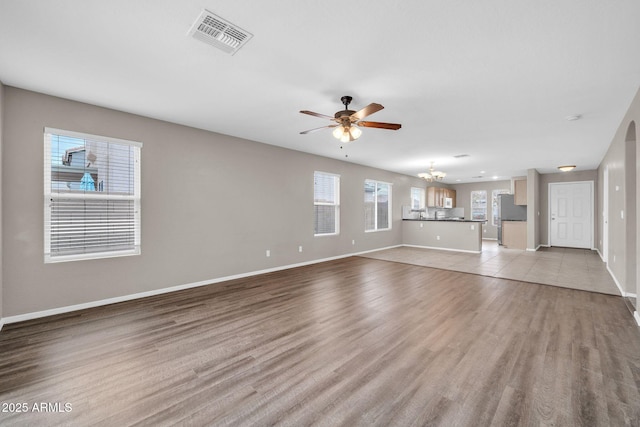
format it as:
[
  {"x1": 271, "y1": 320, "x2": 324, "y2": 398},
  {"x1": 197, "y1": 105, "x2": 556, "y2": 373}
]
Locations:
[
  {"x1": 471, "y1": 190, "x2": 487, "y2": 221},
  {"x1": 410, "y1": 187, "x2": 425, "y2": 210},
  {"x1": 314, "y1": 171, "x2": 340, "y2": 236},
  {"x1": 365, "y1": 179, "x2": 392, "y2": 232},
  {"x1": 44, "y1": 128, "x2": 142, "y2": 263},
  {"x1": 491, "y1": 189, "x2": 510, "y2": 226}
]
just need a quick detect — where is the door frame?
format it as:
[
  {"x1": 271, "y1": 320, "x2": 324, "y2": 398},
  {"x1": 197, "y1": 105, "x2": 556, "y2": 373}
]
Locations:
[{"x1": 548, "y1": 180, "x2": 595, "y2": 249}]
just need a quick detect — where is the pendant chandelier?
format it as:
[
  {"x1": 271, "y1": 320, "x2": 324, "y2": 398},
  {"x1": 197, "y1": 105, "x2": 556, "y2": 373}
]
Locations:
[{"x1": 418, "y1": 162, "x2": 446, "y2": 182}]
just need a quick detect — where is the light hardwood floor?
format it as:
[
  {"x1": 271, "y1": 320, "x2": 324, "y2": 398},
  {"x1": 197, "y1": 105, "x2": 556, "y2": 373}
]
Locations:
[{"x1": 1, "y1": 257, "x2": 639, "y2": 426}]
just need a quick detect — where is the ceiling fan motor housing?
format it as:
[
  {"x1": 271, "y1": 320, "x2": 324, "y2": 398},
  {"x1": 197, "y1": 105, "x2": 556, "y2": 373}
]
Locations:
[{"x1": 335, "y1": 110, "x2": 356, "y2": 120}]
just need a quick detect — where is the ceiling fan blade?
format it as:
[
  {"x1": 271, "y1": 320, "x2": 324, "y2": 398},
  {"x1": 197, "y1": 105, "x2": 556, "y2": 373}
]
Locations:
[
  {"x1": 350, "y1": 103, "x2": 384, "y2": 120},
  {"x1": 300, "y1": 110, "x2": 335, "y2": 120},
  {"x1": 300, "y1": 124, "x2": 339, "y2": 134},
  {"x1": 357, "y1": 121, "x2": 402, "y2": 130}
]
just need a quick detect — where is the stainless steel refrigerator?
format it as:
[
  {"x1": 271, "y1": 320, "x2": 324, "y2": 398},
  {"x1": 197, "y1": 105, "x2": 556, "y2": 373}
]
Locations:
[{"x1": 497, "y1": 194, "x2": 527, "y2": 244}]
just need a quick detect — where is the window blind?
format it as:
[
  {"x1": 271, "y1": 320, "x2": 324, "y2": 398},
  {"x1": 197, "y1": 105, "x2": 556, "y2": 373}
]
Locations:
[
  {"x1": 471, "y1": 190, "x2": 487, "y2": 221},
  {"x1": 44, "y1": 128, "x2": 142, "y2": 262}
]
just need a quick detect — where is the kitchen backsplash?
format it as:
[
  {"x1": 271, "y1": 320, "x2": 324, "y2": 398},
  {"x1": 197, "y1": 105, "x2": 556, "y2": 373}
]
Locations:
[
  {"x1": 427, "y1": 207, "x2": 464, "y2": 219},
  {"x1": 402, "y1": 206, "x2": 465, "y2": 219}
]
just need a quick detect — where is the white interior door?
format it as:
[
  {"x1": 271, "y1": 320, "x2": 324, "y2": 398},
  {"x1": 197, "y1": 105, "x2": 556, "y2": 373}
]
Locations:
[{"x1": 550, "y1": 181, "x2": 593, "y2": 249}]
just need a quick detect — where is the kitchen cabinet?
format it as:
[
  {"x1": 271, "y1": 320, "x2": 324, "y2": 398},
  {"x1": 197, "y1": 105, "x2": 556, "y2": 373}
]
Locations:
[
  {"x1": 444, "y1": 188, "x2": 456, "y2": 207},
  {"x1": 514, "y1": 179, "x2": 527, "y2": 205},
  {"x1": 502, "y1": 221, "x2": 527, "y2": 249},
  {"x1": 427, "y1": 187, "x2": 456, "y2": 208}
]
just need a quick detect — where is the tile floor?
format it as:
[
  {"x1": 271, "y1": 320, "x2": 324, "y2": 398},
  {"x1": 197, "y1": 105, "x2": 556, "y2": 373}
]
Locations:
[{"x1": 359, "y1": 241, "x2": 620, "y2": 295}]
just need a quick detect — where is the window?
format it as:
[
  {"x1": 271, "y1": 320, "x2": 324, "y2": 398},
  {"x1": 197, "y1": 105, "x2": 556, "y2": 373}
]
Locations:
[
  {"x1": 492, "y1": 189, "x2": 510, "y2": 226},
  {"x1": 314, "y1": 171, "x2": 340, "y2": 236},
  {"x1": 410, "y1": 187, "x2": 425, "y2": 210},
  {"x1": 365, "y1": 180, "x2": 392, "y2": 231},
  {"x1": 44, "y1": 128, "x2": 142, "y2": 262},
  {"x1": 470, "y1": 190, "x2": 487, "y2": 220}
]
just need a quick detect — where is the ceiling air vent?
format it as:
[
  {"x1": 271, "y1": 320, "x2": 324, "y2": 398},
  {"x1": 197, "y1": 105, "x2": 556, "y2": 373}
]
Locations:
[{"x1": 188, "y1": 10, "x2": 253, "y2": 55}]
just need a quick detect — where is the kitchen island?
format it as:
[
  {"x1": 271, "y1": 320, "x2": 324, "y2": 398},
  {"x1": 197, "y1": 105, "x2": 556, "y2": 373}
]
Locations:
[{"x1": 402, "y1": 219, "x2": 486, "y2": 253}]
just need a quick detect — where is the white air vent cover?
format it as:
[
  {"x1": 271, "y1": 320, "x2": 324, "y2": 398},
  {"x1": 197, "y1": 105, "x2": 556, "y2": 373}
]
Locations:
[{"x1": 188, "y1": 10, "x2": 253, "y2": 55}]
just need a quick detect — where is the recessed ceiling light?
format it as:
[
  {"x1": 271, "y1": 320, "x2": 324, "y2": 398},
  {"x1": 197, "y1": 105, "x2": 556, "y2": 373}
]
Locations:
[
  {"x1": 480, "y1": 170, "x2": 486, "y2": 174},
  {"x1": 558, "y1": 165, "x2": 576, "y2": 172},
  {"x1": 565, "y1": 115, "x2": 582, "y2": 121},
  {"x1": 492, "y1": 176, "x2": 498, "y2": 180},
  {"x1": 455, "y1": 179, "x2": 461, "y2": 182}
]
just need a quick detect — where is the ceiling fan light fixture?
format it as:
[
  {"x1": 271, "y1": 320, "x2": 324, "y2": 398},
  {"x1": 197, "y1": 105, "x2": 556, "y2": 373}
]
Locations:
[
  {"x1": 300, "y1": 96, "x2": 401, "y2": 141},
  {"x1": 333, "y1": 124, "x2": 361, "y2": 143},
  {"x1": 350, "y1": 126, "x2": 362, "y2": 140}
]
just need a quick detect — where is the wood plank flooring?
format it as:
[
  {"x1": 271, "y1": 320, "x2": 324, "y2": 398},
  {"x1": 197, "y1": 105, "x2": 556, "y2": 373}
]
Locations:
[{"x1": 1, "y1": 257, "x2": 640, "y2": 426}]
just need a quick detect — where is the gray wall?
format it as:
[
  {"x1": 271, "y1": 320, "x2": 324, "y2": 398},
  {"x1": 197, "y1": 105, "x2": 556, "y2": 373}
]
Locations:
[
  {"x1": 451, "y1": 180, "x2": 511, "y2": 239},
  {"x1": 0, "y1": 81, "x2": 4, "y2": 323},
  {"x1": 597, "y1": 86, "x2": 640, "y2": 299},
  {"x1": 527, "y1": 169, "x2": 540, "y2": 250},
  {"x1": 2, "y1": 87, "x2": 427, "y2": 317}
]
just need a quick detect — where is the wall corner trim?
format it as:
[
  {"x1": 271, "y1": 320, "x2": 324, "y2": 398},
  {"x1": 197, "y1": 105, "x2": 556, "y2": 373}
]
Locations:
[
  {"x1": 634, "y1": 311, "x2": 640, "y2": 327},
  {"x1": 606, "y1": 264, "x2": 626, "y2": 297}
]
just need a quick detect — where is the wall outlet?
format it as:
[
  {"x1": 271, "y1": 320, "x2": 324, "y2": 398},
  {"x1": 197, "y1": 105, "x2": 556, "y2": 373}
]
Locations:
[
  {"x1": 436, "y1": 235, "x2": 440, "y2": 240},
  {"x1": 298, "y1": 246, "x2": 303, "y2": 253},
  {"x1": 621, "y1": 210, "x2": 624, "y2": 219},
  {"x1": 470, "y1": 224, "x2": 475, "y2": 230},
  {"x1": 266, "y1": 249, "x2": 270, "y2": 257},
  {"x1": 352, "y1": 239, "x2": 355, "y2": 245},
  {"x1": 420, "y1": 223, "x2": 423, "y2": 228}
]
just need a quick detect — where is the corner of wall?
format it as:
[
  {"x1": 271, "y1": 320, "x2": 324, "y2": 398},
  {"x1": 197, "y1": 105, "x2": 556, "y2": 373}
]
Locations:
[
  {"x1": 0, "y1": 81, "x2": 4, "y2": 326},
  {"x1": 526, "y1": 168, "x2": 540, "y2": 250}
]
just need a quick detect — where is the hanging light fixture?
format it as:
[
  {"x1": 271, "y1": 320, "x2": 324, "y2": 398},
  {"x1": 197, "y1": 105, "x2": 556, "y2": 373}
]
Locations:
[
  {"x1": 332, "y1": 123, "x2": 362, "y2": 143},
  {"x1": 418, "y1": 162, "x2": 446, "y2": 182}
]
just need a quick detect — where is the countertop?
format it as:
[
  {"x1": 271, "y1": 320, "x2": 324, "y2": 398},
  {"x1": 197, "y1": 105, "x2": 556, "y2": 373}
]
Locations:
[{"x1": 403, "y1": 218, "x2": 487, "y2": 223}]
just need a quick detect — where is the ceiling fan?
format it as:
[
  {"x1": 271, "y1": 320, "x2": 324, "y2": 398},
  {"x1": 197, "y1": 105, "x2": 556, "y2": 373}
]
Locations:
[{"x1": 300, "y1": 96, "x2": 402, "y2": 143}]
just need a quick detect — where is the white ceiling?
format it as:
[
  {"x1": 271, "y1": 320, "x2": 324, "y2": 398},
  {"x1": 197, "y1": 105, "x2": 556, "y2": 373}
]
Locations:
[{"x1": 1, "y1": 1, "x2": 639, "y2": 183}]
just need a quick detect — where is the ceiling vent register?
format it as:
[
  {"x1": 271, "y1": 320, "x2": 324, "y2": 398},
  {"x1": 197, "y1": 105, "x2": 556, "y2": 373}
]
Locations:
[{"x1": 189, "y1": 10, "x2": 253, "y2": 55}]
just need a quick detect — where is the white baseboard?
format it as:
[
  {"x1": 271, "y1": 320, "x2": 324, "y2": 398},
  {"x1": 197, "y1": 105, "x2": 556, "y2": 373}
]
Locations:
[
  {"x1": 1, "y1": 245, "x2": 402, "y2": 327},
  {"x1": 635, "y1": 311, "x2": 640, "y2": 327},
  {"x1": 606, "y1": 264, "x2": 628, "y2": 297}
]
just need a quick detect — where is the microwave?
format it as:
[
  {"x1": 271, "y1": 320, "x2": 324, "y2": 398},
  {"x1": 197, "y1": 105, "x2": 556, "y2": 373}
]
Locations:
[{"x1": 443, "y1": 197, "x2": 453, "y2": 208}]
